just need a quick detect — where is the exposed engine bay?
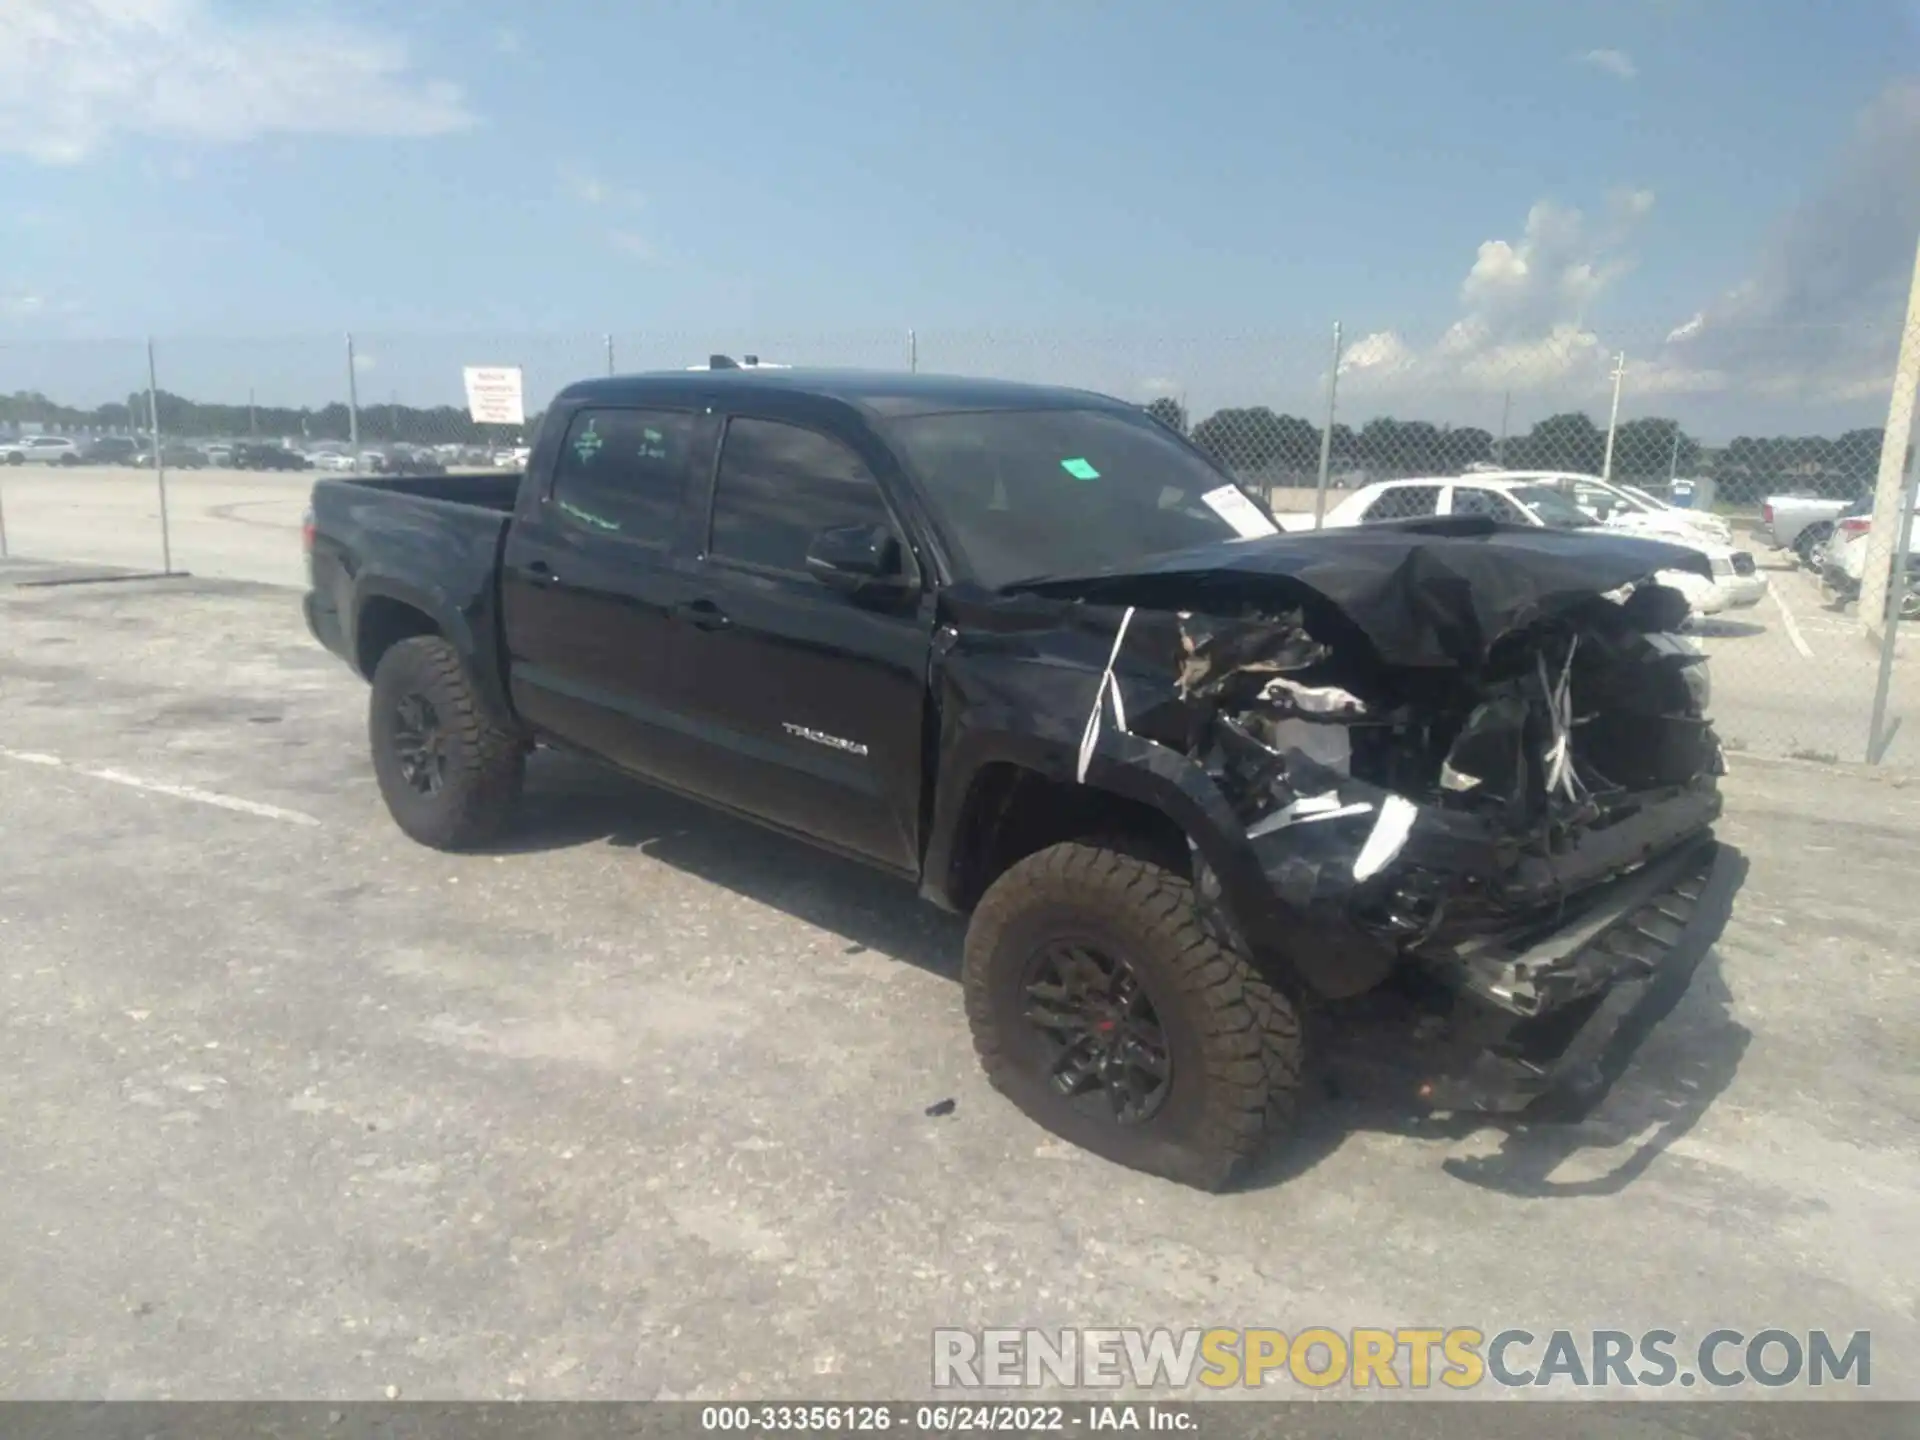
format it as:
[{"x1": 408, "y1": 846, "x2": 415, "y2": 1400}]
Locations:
[{"x1": 998, "y1": 518, "x2": 1736, "y2": 1106}]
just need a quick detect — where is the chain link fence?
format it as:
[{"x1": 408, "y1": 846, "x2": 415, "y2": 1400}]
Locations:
[{"x1": 1, "y1": 322, "x2": 1915, "y2": 765}]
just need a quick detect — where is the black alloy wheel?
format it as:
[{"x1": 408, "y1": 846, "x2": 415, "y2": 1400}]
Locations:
[
  {"x1": 391, "y1": 692, "x2": 448, "y2": 796},
  {"x1": 1023, "y1": 939, "x2": 1172, "y2": 1124}
]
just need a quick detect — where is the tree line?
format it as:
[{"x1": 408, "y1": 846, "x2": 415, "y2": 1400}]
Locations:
[
  {"x1": 1145, "y1": 398, "x2": 1892, "y2": 503},
  {"x1": 0, "y1": 390, "x2": 526, "y2": 446},
  {"x1": 1, "y1": 385, "x2": 1890, "y2": 503}
]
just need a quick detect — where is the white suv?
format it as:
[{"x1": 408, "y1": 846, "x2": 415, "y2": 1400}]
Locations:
[{"x1": 0, "y1": 435, "x2": 80, "y2": 465}]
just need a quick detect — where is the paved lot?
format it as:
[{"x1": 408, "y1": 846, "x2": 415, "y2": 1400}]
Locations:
[
  {"x1": 3, "y1": 465, "x2": 1914, "y2": 765},
  {"x1": 1, "y1": 564, "x2": 1916, "y2": 1402}
]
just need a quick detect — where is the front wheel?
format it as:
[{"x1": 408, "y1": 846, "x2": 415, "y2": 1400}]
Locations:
[
  {"x1": 368, "y1": 635, "x2": 524, "y2": 850},
  {"x1": 962, "y1": 842, "x2": 1302, "y2": 1191}
]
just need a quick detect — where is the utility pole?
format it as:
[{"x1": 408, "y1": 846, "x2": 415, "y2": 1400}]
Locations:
[
  {"x1": 1862, "y1": 229, "x2": 1920, "y2": 646},
  {"x1": 248, "y1": 387, "x2": 257, "y2": 437},
  {"x1": 907, "y1": 329, "x2": 918, "y2": 374},
  {"x1": 1601, "y1": 351, "x2": 1626, "y2": 482},
  {"x1": 147, "y1": 337, "x2": 172, "y2": 576},
  {"x1": 1496, "y1": 389, "x2": 1511, "y2": 466},
  {"x1": 605, "y1": 333, "x2": 616, "y2": 376},
  {"x1": 1312, "y1": 321, "x2": 1344, "y2": 529},
  {"x1": 1864, "y1": 228, "x2": 1920, "y2": 761},
  {"x1": 346, "y1": 334, "x2": 362, "y2": 471},
  {"x1": 1667, "y1": 426, "x2": 1683, "y2": 481}
]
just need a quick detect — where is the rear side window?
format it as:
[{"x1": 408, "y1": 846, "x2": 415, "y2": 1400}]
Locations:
[
  {"x1": 1450, "y1": 486, "x2": 1528, "y2": 523},
  {"x1": 709, "y1": 417, "x2": 893, "y2": 573},
  {"x1": 1361, "y1": 484, "x2": 1441, "y2": 521},
  {"x1": 549, "y1": 408, "x2": 693, "y2": 543}
]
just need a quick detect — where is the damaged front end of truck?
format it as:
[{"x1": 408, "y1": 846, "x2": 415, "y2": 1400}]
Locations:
[{"x1": 969, "y1": 516, "x2": 1743, "y2": 1119}]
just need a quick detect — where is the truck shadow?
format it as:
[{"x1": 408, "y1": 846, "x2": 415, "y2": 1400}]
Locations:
[
  {"x1": 500, "y1": 752, "x2": 1750, "y2": 1199},
  {"x1": 495, "y1": 751, "x2": 968, "y2": 981},
  {"x1": 1686, "y1": 618, "x2": 1767, "y2": 639},
  {"x1": 1251, "y1": 849, "x2": 1753, "y2": 1197}
]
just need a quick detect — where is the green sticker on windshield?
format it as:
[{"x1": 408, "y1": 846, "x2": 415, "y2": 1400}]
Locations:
[{"x1": 1060, "y1": 457, "x2": 1100, "y2": 480}]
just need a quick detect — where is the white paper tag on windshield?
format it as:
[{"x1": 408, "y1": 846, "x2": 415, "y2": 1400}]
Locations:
[{"x1": 1201, "y1": 485, "x2": 1280, "y2": 539}]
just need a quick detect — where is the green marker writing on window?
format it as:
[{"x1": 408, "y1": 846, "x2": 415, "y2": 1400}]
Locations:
[{"x1": 1060, "y1": 457, "x2": 1100, "y2": 480}]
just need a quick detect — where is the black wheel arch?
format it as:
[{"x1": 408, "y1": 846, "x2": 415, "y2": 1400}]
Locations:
[{"x1": 924, "y1": 731, "x2": 1384, "y2": 1004}]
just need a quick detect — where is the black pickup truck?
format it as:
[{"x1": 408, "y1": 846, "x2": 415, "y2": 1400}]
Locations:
[{"x1": 306, "y1": 365, "x2": 1740, "y2": 1189}]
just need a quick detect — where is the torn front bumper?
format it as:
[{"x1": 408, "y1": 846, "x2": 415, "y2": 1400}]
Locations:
[{"x1": 1404, "y1": 836, "x2": 1740, "y2": 1117}]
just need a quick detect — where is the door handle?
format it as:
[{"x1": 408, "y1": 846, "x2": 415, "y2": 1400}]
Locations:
[
  {"x1": 673, "y1": 597, "x2": 732, "y2": 631},
  {"x1": 522, "y1": 560, "x2": 557, "y2": 585}
]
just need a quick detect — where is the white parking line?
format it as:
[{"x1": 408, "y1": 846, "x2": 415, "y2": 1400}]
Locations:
[
  {"x1": 1771, "y1": 584, "x2": 1815, "y2": 660},
  {"x1": 0, "y1": 747, "x2": 322, "y2": 826}
]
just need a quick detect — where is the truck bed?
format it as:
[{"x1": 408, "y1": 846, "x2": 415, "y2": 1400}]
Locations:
[
  {"x1": 330, "y1": 471, "x2": 524, "y2": 511},
  {"x1": 304, "y1": 472, "x2": 522, "y2": 686}
]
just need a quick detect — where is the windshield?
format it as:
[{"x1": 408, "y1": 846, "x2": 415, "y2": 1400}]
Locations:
[
  {"x1": 887, "y1": 407, "x2": 1277, "y2": 586},
  {"x1": 1513, "y1": 484, "x2": 1599, "y2": 528}
]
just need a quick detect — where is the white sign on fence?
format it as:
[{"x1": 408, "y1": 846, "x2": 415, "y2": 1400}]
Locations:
[{"x1": 462, "y1": 366, "x2": 526, "y2": 426}]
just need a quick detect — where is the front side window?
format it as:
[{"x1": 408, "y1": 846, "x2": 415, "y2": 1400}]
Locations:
[
  {"x1": 1512, "y1": 484, "x2": 1600, "y2": 529},
  {"x1": 1450, "y1": 486, "x2": 1528, "y2": 524},
  {"x1": 709, "y1": 417, "x2": 894, "y2": 574},
  {"x1": 1361, "y1": 485, "x2": 1442, "y2": 522},
  {"x1": 549, "y1": 408, "x2": 693, "y2": 542}
]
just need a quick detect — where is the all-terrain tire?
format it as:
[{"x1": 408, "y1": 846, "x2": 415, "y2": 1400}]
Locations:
[
  {"x1": 963, "y1": 841, "x2": 1303, "y2": 1191},
  {"x1": 368, "y1": 634, "x2": 524, "y2": 850}
]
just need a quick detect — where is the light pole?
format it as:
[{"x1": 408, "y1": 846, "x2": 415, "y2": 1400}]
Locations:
[{"x1": 1601, "y1": 351, "x2": 1626, "y2": 482}]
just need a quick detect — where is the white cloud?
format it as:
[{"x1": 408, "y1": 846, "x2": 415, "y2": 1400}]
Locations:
[
  {"x1": 1139, "y1": 376, "x2": 1181, "y2": 396},
  {"x1": 1659, "y1": 78, "x2": 1920, "y2": 406},
  {"x1": 1, "y1": 290, "x2": 46, "y2": 319},
  {"x1": 1580, "y1": 48, "x2": 1639, "y2": 81},
  {"x1": 0, "y1": 0, "x2": 474, "y2": 164},
  {"x1": 606, "y1": 231, "x2": 656, "y2": 261},
  {"x1": 1342, "y1": 193, "x2": 1654, "y2": 398},
  {"x1": 561, "y1": 164, "x2": 610, "y2": 206}
]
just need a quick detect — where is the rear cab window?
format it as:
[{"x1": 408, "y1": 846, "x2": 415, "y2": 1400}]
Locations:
[
  {"x1": 549, "y1": 408, "x2": 696, "y2": 545},
  {"x1": 706, "y1": 416, "x2": 901, "y2": 576}
]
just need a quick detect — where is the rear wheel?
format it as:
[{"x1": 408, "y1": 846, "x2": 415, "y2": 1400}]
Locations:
[
  {"x1": 369, "y1": 635, "x2": 524, "y2": 850},
  {"x1": 1793, "y1": 523, "x2": 1832, "y2": 568},
  {"x1": 962, "y1": 841, "x2": 1302, "y2": 1191}
]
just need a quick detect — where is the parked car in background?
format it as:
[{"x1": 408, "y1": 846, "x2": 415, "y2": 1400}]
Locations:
[
  {"x1": 309, "y1": 451, "x2": 360, "y2": 473},
  {"x1": 0, "y1": 435, "x2": 82, "y2": 465},
  {"x1": 202, "y1": 443, "x2": 235, "y2": 467},
  {"x1": 367, "y1": 448, "x2": 447, "y2": 476},
  {"x1": 76, "y1": 436, "x2": 144, "y2": 466},
  {"x1": 1819, "y1": 495, "x2": 1920, "y2": 617},
  {"x1": 1306, "y1": 475, "x2": 1766, "y2": 619},
  {"x1": 133, "y1": 443, "x2": 208, "y2": 469},
  {"x1": 230, "y1": 443, "x2": 312, "y2": 472},
  {"x1": 1761, "y1": 493, "x2": 1853, "y2": 567},
  {"x1": 1476, "y1": 469, "x2": 1734, "y2": 545}
]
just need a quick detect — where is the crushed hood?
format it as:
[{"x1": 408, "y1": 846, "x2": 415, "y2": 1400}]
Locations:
[{"x1": 1006, "y1": 514, "x2": 1713, "y2": 668}]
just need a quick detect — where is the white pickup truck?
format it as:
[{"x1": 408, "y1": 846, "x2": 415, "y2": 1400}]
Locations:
[{"x1": 1761, "y1": 494, "x2": 1852, "y2": 566}]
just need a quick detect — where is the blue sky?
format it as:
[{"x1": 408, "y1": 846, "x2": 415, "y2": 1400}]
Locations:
[{"x1": 2, "y1": 0, "x2": 1917, "y2": 435}]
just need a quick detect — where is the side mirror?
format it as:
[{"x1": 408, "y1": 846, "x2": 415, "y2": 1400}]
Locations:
[{"x1": 805, "y1": 523, "x2": 910, "y2": 594}]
